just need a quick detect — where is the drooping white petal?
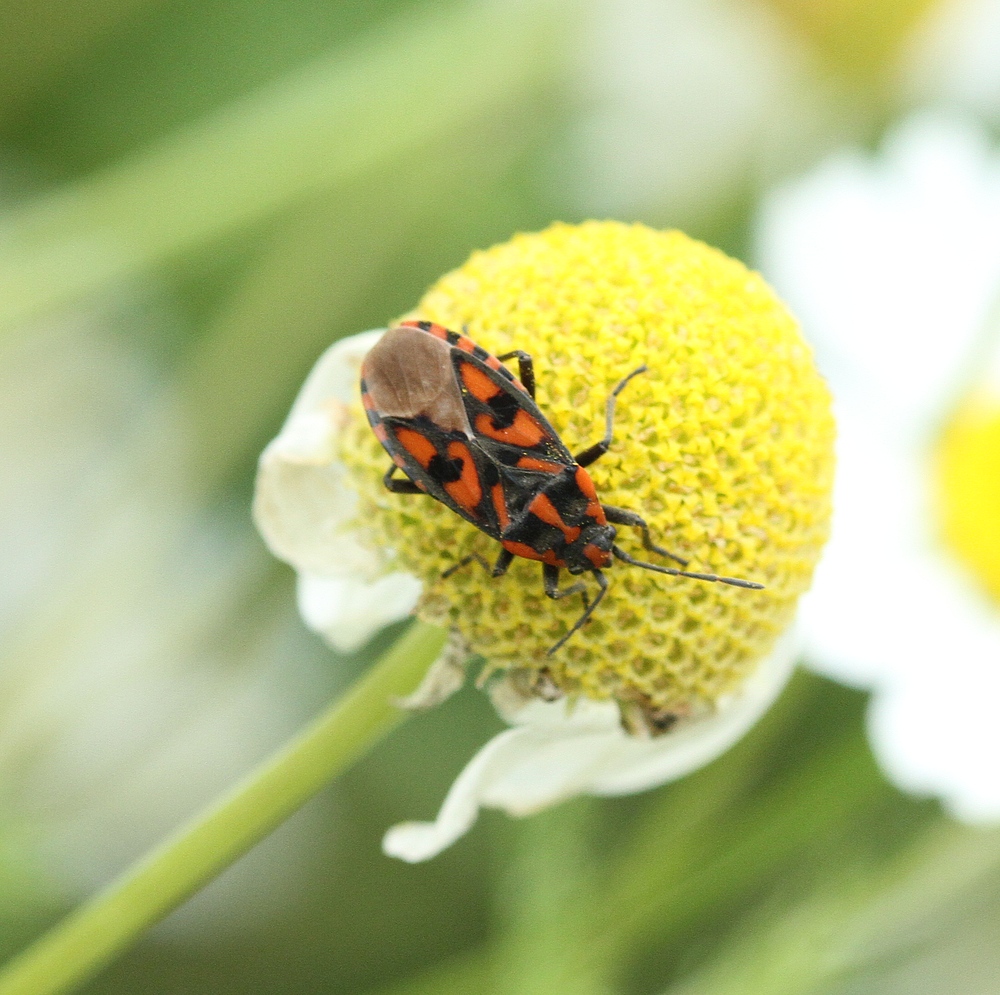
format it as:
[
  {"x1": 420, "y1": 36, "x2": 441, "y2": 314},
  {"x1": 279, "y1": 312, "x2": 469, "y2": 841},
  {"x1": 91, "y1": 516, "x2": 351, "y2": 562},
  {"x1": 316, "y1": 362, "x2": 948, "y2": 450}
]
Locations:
[
  {"x1": 253, "y1": 329, "x2": 389, "y2": 579},
  {"x1": 757, "y1": 113, "x2": 1000, "y2": 441},
  {"x1": 589, "y1": 628, "x2": 798, "y2": 795},
  {"x1": 253, "y1": 329, "x2": 428, "y2": 652},
  {"x1": 383, "y1": 633, "x2": 797, "y2": 862}
]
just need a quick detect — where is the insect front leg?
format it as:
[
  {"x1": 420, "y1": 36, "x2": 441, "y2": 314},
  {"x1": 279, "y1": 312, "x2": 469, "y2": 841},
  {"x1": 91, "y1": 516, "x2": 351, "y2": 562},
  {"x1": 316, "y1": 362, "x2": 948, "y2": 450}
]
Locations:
[
  {"x1": 496, "y1": 350, "x2": 535, "y2": 399},
  {"x1": 542, "y1": 563, "x2": 590, "y2": 608},
  {"x1": 602, "y1": 504, "x2": 689, "y2": 566},
  {"x1": 545, "y1": 567, "x2": 609, "y2": 656},
  {"x1": 574, "y1": 365, "x2": 648, "y2": 467},
  {"x1": 383, "y1": 464, "x2": 424, "y2": 494}
]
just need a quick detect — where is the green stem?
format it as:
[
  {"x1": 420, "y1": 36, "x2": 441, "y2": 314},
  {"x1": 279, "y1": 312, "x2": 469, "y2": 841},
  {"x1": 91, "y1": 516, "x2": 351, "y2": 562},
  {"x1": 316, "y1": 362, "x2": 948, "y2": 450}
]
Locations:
[{"x1": 0, "y1": 621, "x2": 447, "y2": 995}]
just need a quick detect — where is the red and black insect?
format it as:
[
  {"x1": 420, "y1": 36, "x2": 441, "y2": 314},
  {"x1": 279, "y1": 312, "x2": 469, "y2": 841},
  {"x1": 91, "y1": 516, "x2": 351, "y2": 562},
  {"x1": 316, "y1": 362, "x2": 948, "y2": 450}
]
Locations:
[{"x1": 360, "y1": 320, "x2": 762, "y2": 654}]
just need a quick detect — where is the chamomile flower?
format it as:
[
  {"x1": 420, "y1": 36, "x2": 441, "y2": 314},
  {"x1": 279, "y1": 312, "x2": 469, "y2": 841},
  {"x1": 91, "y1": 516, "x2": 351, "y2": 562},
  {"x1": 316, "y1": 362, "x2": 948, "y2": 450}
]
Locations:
[
  {"x1": 757, "y1": 112, "x2": 1000, "y2": 821},
  {"x1": 255, "y1": 221, "x2": 835, "y2": 860}
]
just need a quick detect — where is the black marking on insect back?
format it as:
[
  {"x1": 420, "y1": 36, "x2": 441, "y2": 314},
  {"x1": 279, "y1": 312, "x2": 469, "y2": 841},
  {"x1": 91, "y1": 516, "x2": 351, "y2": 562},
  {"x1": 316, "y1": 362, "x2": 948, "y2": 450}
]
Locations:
[
  {"x1": 378, "y1": 415, "x2": 508, "y2": 540},
  {"x1": 495, "y1": 447, "x2": 523, "y2": 467},
  {"x1": 487, "y1": 390, "x2": 520, "y2": 429},
  {"x1": 480, "y1": 459, "x2": 501, "y2": 489},
  {"x1": 509, "y1": 511, "x2": 549, "y2": 547},
  {"x1": 538, "y1": 468, "x2": 596, "y2": 527},
  {"x1": 427, "y1": 452, "x2": 464, "y2": 484}
]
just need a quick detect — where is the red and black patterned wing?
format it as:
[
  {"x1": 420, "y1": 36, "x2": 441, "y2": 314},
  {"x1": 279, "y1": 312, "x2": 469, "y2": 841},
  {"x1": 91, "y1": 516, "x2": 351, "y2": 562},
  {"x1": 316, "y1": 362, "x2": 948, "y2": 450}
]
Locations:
[{"x1": 361, "y1": 320, "x2": 578, "y2": 539}]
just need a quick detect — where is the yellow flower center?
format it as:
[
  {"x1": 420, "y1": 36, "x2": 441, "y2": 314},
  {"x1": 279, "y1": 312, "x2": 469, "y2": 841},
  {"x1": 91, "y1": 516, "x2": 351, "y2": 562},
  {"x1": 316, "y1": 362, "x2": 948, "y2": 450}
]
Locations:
[
  {"x1": 935, "y1": 394, "x2": 1000, "y2": 603},
  {"x1": 341, "y1": 222, "x2": 835, "y2": 716}
]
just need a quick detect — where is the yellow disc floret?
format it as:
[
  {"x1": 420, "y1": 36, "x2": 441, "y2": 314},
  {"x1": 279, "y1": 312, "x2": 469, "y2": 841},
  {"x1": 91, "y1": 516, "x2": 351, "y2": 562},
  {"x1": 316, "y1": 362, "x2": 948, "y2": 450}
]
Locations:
[
  {"x1": 341, "y1": 221, "x2": 835, "y2": 716},
  {"x1": 935, "y1": 394, "x2": 1000, "y2": 603}
]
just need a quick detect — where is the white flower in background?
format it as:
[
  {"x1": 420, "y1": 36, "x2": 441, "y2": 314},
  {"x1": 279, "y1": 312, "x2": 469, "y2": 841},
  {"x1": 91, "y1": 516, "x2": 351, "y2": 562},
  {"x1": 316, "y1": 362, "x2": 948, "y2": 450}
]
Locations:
[
  {"x1": 565, "y1": 0, "x2": 844, "y2": 226},
  {"x1": 0, "y1": 316, "x2": 325, "y2": 928},
  {"x1": 902, "y1": 0, "x2": 1000, "y2": 123},
  {"x1": 255, "y1": 222, "x2": 835, "y2": 861},
  {"x1": 757, "y1": 112, "x2": 1000, "y2": 821}
]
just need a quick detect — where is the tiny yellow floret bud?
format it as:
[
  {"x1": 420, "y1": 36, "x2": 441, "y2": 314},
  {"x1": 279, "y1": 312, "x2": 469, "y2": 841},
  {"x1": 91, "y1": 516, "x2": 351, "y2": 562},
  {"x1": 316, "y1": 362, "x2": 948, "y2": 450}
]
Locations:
[
  {"x1": 936, "y1": 395, "x2": 1000, "y2": 603},
  {"x1": 341, "y1": 221, "x2": 835, "y2": 718}
]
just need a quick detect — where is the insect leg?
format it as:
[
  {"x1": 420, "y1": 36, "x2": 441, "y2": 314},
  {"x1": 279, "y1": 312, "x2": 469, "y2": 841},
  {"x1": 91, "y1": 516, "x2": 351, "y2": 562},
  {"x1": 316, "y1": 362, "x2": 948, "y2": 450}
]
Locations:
[
  {"x1": 611, "y1": 545, "x2": 764, "y2": 590},
  {"x1": 574, "y1": 365, "x2": 648, "y2": 467},
  {"x1": 441, "y1": 547, "x2": 514, "y2": 580},
  {"x1": 602, "y1": 504, "x2": 689, "y2": 566},
  {"x1": 383, "y1": 465, "x2": 424, "y2": 494},
  {"x1": 547, "y1": 568, "x2": 609, "y2": 656},
  {"x1": 492, "y1": 548, "x2": 515, "y2": 577},
  {"x1": 542, "y1": 563, "x2": 590, "y2": 607},
  {"x1": 496, "y1": 350, "x2": 535, "y2": 399}
]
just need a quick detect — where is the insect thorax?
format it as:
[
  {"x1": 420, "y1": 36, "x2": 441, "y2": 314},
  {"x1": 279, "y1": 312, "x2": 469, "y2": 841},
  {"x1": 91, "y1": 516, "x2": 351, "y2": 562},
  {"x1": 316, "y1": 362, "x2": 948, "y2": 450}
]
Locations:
[{"x1": 502, "y1": 465, "x2": 615, "y2": 573}]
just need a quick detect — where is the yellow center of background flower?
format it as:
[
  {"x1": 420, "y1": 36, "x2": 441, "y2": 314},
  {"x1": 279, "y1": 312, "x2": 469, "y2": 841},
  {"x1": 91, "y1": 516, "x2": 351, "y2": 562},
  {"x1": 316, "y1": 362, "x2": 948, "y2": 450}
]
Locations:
[
  {"x1": 935, "y1": 395, "x2": 1000, "y2": 603},
  {"x1": 341, "y1": 221, "x2": 834, "y2": 715}
]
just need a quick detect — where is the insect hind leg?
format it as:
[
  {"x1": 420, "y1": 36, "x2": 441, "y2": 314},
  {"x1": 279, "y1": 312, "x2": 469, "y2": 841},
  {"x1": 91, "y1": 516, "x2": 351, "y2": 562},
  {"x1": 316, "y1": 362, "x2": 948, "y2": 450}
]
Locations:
[
  {"x1": 545, "y1": 566, "x2": 609, "y2": 656},
  {"x1": 442, "y1": 547, "x2": 514, "y2": 580},
  {"x1": 574, "y1": 365, "x2": 648, "y2": 468},
  {"x1": 383, "y1": 464, "x2": 424, "y2": 494},
  {"x1": 602, "y1": 504, "x2": 689, "y2": 566}
]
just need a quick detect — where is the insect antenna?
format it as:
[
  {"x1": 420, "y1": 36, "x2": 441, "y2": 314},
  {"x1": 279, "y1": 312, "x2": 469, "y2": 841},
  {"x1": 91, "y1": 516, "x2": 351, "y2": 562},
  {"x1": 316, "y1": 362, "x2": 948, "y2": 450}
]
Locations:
[
  {"x1": 611, "y1": 546, "x2": 764, "y2": 590},
  {"x1": 547, "y1": 570, "x2": 609, "y2": 656}
]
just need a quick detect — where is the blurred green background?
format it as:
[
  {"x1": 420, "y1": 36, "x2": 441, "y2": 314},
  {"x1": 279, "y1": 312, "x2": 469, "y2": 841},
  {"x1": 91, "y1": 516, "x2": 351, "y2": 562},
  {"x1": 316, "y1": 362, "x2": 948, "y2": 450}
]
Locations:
[{"x1": 2, "y1": 0, "x2": 999, "y2": 992}]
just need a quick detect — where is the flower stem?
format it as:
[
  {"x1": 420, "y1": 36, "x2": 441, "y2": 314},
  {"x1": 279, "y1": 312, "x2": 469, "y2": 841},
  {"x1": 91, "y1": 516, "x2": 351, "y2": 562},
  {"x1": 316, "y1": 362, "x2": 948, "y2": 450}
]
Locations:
[{"x1": 0, "y1": 621, "x2": 447, "y2": 995}]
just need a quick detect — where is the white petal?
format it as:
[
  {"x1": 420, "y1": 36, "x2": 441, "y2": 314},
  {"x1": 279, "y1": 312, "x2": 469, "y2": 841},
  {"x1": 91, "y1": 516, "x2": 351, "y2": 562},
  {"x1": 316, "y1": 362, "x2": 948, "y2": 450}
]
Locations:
[
  {"x1": 295, "y1": 571, "x2": 421, "y2": 653},
  {"x1": 757, "y1": 108, "x2": 1000, "y2": 824},
  {"x1": 757, "y1": 112, "x2": 1000, "y2": 440},
  {"x1": 588, "y1": 628, "x2": 798, "y2": 796},
  {"x1": 382, "y1": 726, "x2": 533, "y2": 862},
  {"x1": 870, "y1": 652, "x2": 1000, "y2": 823},
  {"x1": 253, "y1": 329, "x2": 396, "y2": 580},
  {"x1": 382, "y1": 633, "x2": 797, "y2": 861},
  {"x1": 286, "y1": 329, "x2": 387, "y2": 419}
]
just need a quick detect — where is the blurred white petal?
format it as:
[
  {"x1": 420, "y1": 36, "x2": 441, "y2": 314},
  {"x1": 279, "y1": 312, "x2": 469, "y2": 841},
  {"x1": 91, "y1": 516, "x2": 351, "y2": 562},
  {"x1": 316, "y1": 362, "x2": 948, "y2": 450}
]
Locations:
[
  {"x1": 758, "y1": 112, "x2": 1000, "y2": 441},
  {"x1": 902, "y1": 0, "x2": 1000, "y2": 121},
  {"x1": 296, "y1": 571, "x2": 420, "y2": 653},
  {"x1": 567, "y1": 0, "x2": 841, "y2": 225}
]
